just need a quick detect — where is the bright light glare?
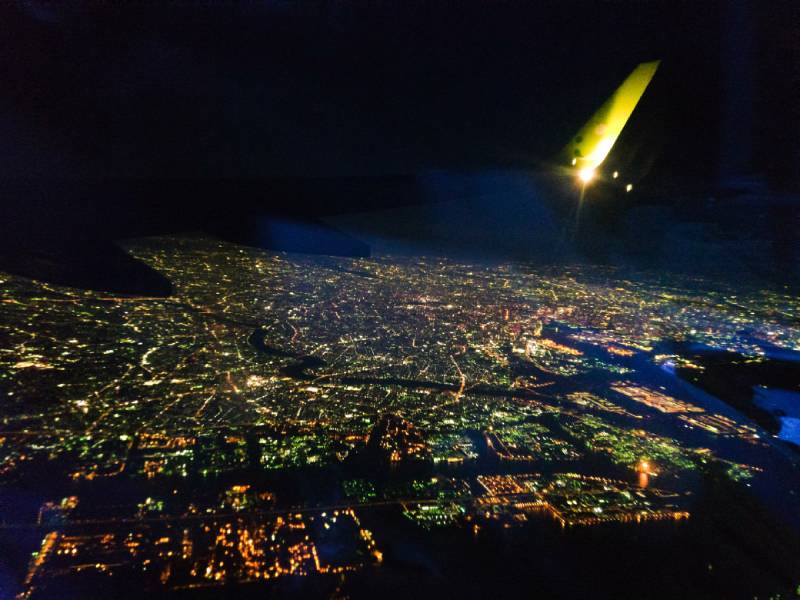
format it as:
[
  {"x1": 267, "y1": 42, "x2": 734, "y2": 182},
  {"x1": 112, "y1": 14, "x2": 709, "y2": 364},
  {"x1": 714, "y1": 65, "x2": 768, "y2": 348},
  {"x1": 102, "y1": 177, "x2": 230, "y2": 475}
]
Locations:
[
  {"x1": 612, "y1": 171, "x2": 619, "y2": 179},
  {"x1": 625, "y1": 183, "x2": 633, "y2": 192},
  {"x1": 587, "y1": 137, "x2": 615, "y2": 165},
  {"x1": 578, "y1": 168, "x2": 595, "y2": 184}
]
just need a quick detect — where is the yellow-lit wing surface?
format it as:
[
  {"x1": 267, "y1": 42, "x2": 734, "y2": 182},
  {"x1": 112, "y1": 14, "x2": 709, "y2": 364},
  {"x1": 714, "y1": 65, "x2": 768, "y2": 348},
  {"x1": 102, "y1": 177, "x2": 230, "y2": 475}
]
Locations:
[{"x1": 565, "y1": 60, "x2": 659, "y2": 177}]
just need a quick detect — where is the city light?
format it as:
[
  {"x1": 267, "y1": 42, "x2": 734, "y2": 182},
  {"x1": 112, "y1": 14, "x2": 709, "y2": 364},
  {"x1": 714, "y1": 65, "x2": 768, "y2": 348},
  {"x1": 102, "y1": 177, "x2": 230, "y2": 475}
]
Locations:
[{"x1": 2, "y1": 234, "x2": 793, "y2": 598}]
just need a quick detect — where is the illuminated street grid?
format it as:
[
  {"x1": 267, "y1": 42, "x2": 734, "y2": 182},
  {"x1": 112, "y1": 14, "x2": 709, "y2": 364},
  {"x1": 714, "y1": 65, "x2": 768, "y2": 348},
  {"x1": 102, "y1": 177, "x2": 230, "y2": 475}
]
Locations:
[
  {"x1": 20, "y1": 506, "x2": 380, "y2": 600},
  {"x1": 397, "y1": 472, "x2": 690, "y2": 530},
  {"x1": 609, "y1": 382, "x2": 705, "y2": 414},
  {"x1": 1, "y1": 235, "x2": 798, "y2": 595},
  {"x1": 473, "y1": 472, "x2": 689, "y2": 527}
]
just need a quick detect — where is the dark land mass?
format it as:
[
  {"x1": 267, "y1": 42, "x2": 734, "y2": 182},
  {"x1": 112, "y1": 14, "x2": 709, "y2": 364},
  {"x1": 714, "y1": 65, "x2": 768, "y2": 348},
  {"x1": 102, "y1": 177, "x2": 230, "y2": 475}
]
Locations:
[
  {"x1": 674, "y1": 345, "x2": 800, "y2": 437},
  {"x1": 0, "y1": 241, "x2": 173, "y2": 297}
]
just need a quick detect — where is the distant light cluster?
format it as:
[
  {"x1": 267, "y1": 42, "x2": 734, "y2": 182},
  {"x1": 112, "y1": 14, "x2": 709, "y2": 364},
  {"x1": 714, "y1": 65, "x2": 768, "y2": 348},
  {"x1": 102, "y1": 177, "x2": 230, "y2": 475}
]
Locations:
[{"x1": 1, "y1": 235, "x2": 796, "y2": 597}]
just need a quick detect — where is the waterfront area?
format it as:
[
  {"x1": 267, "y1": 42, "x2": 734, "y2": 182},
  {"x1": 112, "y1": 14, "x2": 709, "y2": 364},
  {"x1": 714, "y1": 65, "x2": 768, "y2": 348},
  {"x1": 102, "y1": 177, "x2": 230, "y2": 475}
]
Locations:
[{"x1": 1, "y1": 236, "x2": 799, "y2": 598}]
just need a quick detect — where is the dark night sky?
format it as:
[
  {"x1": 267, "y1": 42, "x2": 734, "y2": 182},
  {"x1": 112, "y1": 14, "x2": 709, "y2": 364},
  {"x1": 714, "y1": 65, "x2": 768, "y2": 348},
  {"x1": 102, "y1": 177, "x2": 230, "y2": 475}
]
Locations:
[
  {"x1": 3, "y1": 0, "x2": 797, "y2": 188},
  {"x1": 0, "y1": 0, "x2": 798, "y2": 292}
]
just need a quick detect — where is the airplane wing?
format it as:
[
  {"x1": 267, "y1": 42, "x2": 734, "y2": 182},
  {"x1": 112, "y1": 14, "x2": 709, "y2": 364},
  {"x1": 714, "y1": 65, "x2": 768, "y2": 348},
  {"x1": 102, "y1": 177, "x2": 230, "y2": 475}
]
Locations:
[{"x1": 564, "y1": 60, "x2": 660, "y2": 180}]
